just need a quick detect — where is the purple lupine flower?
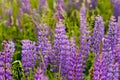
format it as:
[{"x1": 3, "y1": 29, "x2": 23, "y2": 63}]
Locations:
[
  {"x1": 0, "y1": 52, "x2": 12, "y2": 80},
  {"x1": 67, "y1": 37, "x2": 76, "y2": 80},
  {"x1": 21, "y1": 40, "x2": 37, "y2": 78},
  {"x1": 6, "y1": 8, "x2": 12, "y2": 27},
  {"x1": 2, "y1": 40, "x2": 15, "y2": 53},
  {"x1": 17, "y1": 16, "x2": 22, "y2": 32},
  {"x1": 75, "y1": 52, "x2": 84, "y2": 80},
  {"x1": 34, "y1": 66, "x2": 48, "y2": 80},
  {"x1": 76, "y1": 0, "x2": 82, "y2": 10},
  {"x1": 114, "y1": 2, "x2": 120, "y2": 21},
  {"x1": 93, "y1": 53, "x2": 108, "y2": 80},
  {"x1": 92, "y1": 16, "x2": 104, "y2": 54},
  {"x1": 60, "y1": 35, "x2": 70, "y2": 79},
  {"x1": 106, "y1": 53, "x2": 119, "y2": 80},
  {"x1": 80, "y1": 5, "x2": 90, "y2": 75},
  {"x1": 55, "y1": 0, "x2": 65, "y2": 10},
  {"x1": 107, "y1": 16, "x2": 118, "y2": 56},
  {"x1": 37, "y1": 24, "x2": 52, "y2": 72},
  {"x1": 111, "y1": 0, "x2": 120, "y2": 21},
  {"x1": 55, "y1": 0, "x2": 65, "y2": 21},
  {"x1": 53, "y1": 21, "x2": 67, "y2": 73},
  {"x1": 85, "y1": 0, "x2": 98, "y2": 10},
  {"x1": 116, "y1": 23, "x2": 120, "y2": 66},
  {"x1": 0, "y1": 41, "x2": 13, "y2": 80},
  {"x1": 21, "y1": 0, "x2": 31, "y2": 14},
  {"x1": 102, "y1": 37, "x2": 119, "y2": 80},
  {"x1": 102, "y1": 21, "x2": 119, "y2": 80},
  {"x1": 39, "y1": 0, "x2": 48, "y2": 13}
]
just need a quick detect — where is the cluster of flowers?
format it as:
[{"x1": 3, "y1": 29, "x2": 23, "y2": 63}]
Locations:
[
  {"x1": 1, "y1": 0, "x2": 120, "y2": 80},
  {"x1": 1, "y1": 5, "x2": 120, "y2": 80}
]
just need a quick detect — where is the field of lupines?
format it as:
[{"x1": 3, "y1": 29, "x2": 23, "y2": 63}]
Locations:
[{"x1": 0, "y1": 0, "x2": 120, "y2": 80}]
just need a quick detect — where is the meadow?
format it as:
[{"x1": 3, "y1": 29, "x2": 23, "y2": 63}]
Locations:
[{"x1": 0, "y1": 0, "x2": 120, "y2": 80}]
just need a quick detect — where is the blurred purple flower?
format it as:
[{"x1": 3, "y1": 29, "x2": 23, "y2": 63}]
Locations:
[
  {"x1": 34, "y1": 66, "x2": 48, "y2": 80},
  {"x1": 39, "y1": 0, "x2": 48, "y2": 13},
  {"x1": 21, "y1": 0, "x2": 31, "y2": 14},
  {"x1": 80, "y1": 5, "x2": 90, "y2": 74},
  {"x1": 2, "y1": 40, "x2": 15, "y2": 53},
  {"x1": 85, "y1": 0, "x2": 98, "y2": 10},
  {"x1": 114, "y1": 2, "x2": 120, "y2": 21},
  {"x1": 21, "y1": 40, "x2": 37, "y2": 78}
]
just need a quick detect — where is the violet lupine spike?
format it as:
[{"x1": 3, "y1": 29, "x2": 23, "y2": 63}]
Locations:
[
  {"x1": 75, "y1": 53, "x2": 84, "y2": 80},
  {"x1": 53, "y1": 22, "x2": 66, "y2": 72},
  {"x1": 60, "y1": 35, "x2": 71, "y2": 79},
  {"x1": 106, "y1": 53, "x2": 119, "y2": 80},
  {"x1": 55, "y1": 0, "x2": 65, "y2": 21},
  {"x1": 67, "y1": 37, "x2": 76, "y2": 80},
  {"x1": 80, "y1": 5, "x2": 90, "y2": 74},
  {"x1": 0, "y1": 52, "x2": 12, "y2": 80},
  {"x1": 111, "y1": 0, "x2": 120, "y2": 21},
  {"x1": 37, "y1": 24, "x2": 52, "y2": 72},
  {"x1": 21, "y1": 40, "x2": 37, "y2": 78},
  {"x1": 55, "y1": 0, "x2": 65, "y2": 10},
  {"x1": 21, "y1": 0, "x2": 31, "y2": 14},
  {"x1": 34, "y1": 66, "x2": 48, "y2": 80},
  {"x1": 2, "y1": 40, "x2": 15, "y2": 53},
  {"x1": 92, "y1": 16, "x2": 104, "y2": 54},
  {"x1": 93, "y1": 53, "x2": 108, "y2": 80},
  {"x1": 114, "y1": 2, "x2": 120, "y2": 21},
  {"x1": 0, "y1": 41, "x2": 13, "y2": 80},
  {"x1": 102, "y1": 33, "x2": 119, "y2": 80},
  {"x1": 85, "y1": 0, "x2": 98, "y2": 10},
  {"x1": 107, "y1": 16, "x2": 118, "y2": 55},
  {"x1": 76, "y1": 0, "x2": 82, "y2": 10},
  {"x1": 116, "y1": 23, "x2": 120, "y2": 66},
  {"x1": 6, "y1": 8, "x2": 12, "y2": 27},
  {"x1": 39, "y1": 0, "x2": 48, "y2": 13}
]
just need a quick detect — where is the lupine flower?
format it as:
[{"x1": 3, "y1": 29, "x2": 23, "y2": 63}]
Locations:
[
  {"x1": 116, "y1": 23, "x2": 120, "y2": 66},
  {"x1": 75, "y1": 51, "x2": 84, "y2": 80},
  {"x1": 111, "y1": 0, "x2": 120, "y2": 21},
  {"x1": 107, "y1": 16, "x2": 118, "y2": 56},
  {"x1": 67, "y1": 37, "x2": 76, "y2": 80},
  {"x1": 55, "y1": 0, "x2": 65, "y2": 21},
  {"x1": 0, "y1": 41, "x2": 14, "y2": 80},
  {"x1": 80, "y1": 5, "x2": 90, "y2": 75},
  {"x1": 39, "y1": 0, "x2": 48, "y2": 13},
  {"x1": 76, "y1": 0, "x2": 82, "y2": 10},
  {"x1": 21, "y1": 40, "x2": 37, "y2": 78},
  {"x1": 85, "y1": 0, "x2": 98, "y2": 10},
  {"x1": 92, "y1": 16, "x2": 104, "y2": 54},
  {"x1": 17, "y1": 16, "x2": 22, "y2": 32},
  {"x1": 2, "y1": 40, "x2": 15, "y2": 53},
  {"x1": 114, "y1": 2, "x2": 120, "y2": 21},
  {"x1": 53, "y1": 21, "x2": 68, "y2": 74},
  {"x1": 106, "y1": 53, "x2": 119, "y2": 80},
  {"x1": 93, "y1": 53, "x2": 108, "y2": 80},
  {"x1": 101, "y1": 20, "x2": 119, "y2": 80},
  {"x1": 21, "y1": 0, "x2": 31, "y2": 14},
  {"x1": 6, "y1": 8, "x2": 12, "y2": 27},
  {"x1": 0, "y1": 52, "x2": 12, "y2": 80},
  {"x1": 37, "y1": 24, "x2": 52, "y2": 72},
  {"x1": 34, "y1": 66, "x2": 48, "y2": 80},
  {"x1": 60, "y1": 35, "x2": 70, "y2": 78}
]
